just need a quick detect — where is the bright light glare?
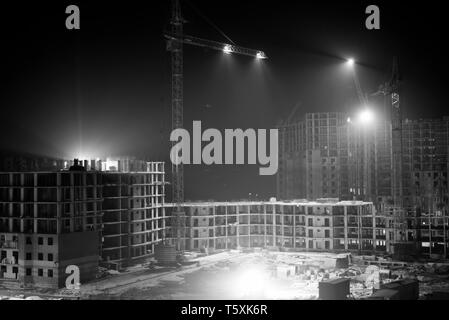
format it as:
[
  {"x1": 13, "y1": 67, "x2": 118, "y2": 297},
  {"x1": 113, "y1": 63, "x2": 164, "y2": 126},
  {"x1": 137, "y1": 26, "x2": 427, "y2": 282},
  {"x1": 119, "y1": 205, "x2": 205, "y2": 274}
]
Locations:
[
  {"x1": 223, "y1": 45, "x2": 232, "y2": 54},
  {"x1": 358, "y1": 109, "x2": 375, "y2": 124},
  {"x1": 103, "y1": 159, "x2": 119, "y2": 171},
  {"x1": 346, "y1": 58, "x2": 354, "y2": 67},
  {"x1": 231, "y1": 266, "x2": 269, "y2": 298},
  {"x1": 256, "y1": 51, "x2": 266, "y2": 59}
]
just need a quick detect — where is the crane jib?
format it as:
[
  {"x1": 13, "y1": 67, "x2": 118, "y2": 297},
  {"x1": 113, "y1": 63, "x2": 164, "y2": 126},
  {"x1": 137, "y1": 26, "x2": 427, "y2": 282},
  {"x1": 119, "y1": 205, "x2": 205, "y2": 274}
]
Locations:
[{"x1": 165, "y1": 34, "x2": 267, "y2": 59}]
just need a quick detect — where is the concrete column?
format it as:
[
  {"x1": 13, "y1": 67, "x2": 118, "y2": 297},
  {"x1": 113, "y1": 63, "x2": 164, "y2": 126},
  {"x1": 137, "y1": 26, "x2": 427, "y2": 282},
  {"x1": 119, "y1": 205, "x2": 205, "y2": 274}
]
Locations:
[
  {"x1": 225, "y1": 205, "x2": 228, "y2": 250},
  {"x1": 263, "y1": 205, "x2": 267, "y2": 248},
  {"x1": 329, "y1": 208, "x2": 334, "y2": 250},
  {"x1": 82, "y1": 173, "x2": 87, "y2": 232},
  {"x1": 70, "y1": 173, "x2": 74, "y2": 233},
  {"x1": 213, "y1": 206, "x2": 216, "y2": 250},
  {"x1": 236, "y1": 206, "x2": 239, "y2": 248},
  {"x1": 358, "y1": 207, "x2": 362, "y2": 253},
  {"x1": 248, "y1": 205, "x2": 251, "y2": 248},
  {"x1": 344, "y1": 206, "x2": 348, "y2": 250},
  {"x1": 373, "y1": 208, "x2": 377, "y2": 251},
  {"x1": 281, "y1": 206, "x2": 284, "y2": 247},
  {"x1": 272, "y1": 205, "x2": 276, "y2": 247},
  {"x1": 56, "y1": 173, "x2": 61, "y2": 234},
  {"x1": 8, "y1": 176, "x2": 13, "y2": 232},
  {"x1": 19, "y1": 174, "x2": 24, "y2": 232},
  {"x1": 34, "y1": 173, "x2": 38, "y2": 233},
  {"x1": 162, "y1": 205, "x2": 166, "y2": 235},
  {"x1": 293, "y1": 206, "x2": 296, "y2": 249},
  {"x1": 305, "y1": 208, "x2": 309, "y2": 252},
  {"x1": 443, "y1": 214, "x2": 447, "y2": 258}
]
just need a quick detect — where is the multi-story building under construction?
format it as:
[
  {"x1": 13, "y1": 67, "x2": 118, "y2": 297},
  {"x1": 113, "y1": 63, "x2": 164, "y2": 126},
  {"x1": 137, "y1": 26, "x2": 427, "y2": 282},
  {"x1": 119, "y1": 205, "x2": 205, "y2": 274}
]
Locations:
[
  {"x1": 0, "y1": 164, "x2": 102, "y2": 288},
  {"x1": 0, "y1": 157, "x2": 167, "y2": 287},
  {"x1": 101, "y1": 160, "x2": 166, "y2": 269},
  {"x1": 277, "y1": 112, "x2": 449, "y2": 258},
  {"x1": 401, "y1": 118, "x2": 449, "y2": 257},
  {"x1": 277, "y1": 112, "x2": 393, "y2": 202},
  {"x1": 167, "y1": 199, "x2": 394, "y2": 255}
]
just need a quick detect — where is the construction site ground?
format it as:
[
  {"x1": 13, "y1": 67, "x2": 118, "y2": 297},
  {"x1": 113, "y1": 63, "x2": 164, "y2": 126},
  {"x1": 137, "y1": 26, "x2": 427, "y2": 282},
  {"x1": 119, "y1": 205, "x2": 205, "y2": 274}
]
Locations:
[{"x1": 2, "y1": 250, "x2": 449, "y2": 300}]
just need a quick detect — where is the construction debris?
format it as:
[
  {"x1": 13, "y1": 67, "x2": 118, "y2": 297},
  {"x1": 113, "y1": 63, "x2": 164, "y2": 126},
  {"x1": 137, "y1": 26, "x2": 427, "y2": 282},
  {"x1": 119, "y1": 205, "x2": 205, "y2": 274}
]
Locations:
[{"x1": 12, "y1": 250, "x2": 441, "y2": 300}]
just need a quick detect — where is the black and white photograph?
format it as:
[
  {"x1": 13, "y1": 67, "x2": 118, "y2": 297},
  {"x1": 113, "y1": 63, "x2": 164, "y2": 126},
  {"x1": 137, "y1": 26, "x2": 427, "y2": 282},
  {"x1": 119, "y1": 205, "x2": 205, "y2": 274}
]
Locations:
[{"x1": 1, "y1": 0, "x2": 448, "y2": 309}]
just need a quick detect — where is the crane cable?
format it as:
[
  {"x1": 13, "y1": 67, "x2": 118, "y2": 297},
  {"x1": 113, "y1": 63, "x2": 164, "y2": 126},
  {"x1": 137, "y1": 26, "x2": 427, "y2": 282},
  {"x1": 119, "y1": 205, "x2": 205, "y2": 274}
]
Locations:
[{"x1": 183, "y1": 0, "x2": 236, "y2": 45}]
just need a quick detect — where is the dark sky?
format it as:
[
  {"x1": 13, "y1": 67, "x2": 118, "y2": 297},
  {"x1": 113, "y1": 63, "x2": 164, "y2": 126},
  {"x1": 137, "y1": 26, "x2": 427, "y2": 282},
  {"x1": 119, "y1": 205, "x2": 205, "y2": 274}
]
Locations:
[{"x1": 1, "y1": 1, "x2": 448, "y2": 200}]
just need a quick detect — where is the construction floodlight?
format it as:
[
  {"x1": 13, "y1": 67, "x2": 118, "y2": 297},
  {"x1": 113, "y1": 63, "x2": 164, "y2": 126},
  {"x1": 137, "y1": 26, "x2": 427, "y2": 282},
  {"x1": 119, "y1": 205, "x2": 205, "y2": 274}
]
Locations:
[
  {"x1": 358, "y1": 109, "x2": 375, "y2": 124},
  {"x1": 256, "y1": 51, "x2": 267, "y2": 59},
  {"x1": 223, "y1": 44, "x2": 233, "y2": 54},
  {"x1": 347, "y1": 58, "x2": 355, "y2": 67}
]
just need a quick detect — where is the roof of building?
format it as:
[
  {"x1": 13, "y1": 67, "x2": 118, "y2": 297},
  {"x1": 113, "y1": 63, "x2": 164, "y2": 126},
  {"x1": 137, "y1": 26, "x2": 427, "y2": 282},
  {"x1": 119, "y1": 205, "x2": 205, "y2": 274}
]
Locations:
[{"x1": 167, "y1": 199, "x2": 373, "y2": 207}]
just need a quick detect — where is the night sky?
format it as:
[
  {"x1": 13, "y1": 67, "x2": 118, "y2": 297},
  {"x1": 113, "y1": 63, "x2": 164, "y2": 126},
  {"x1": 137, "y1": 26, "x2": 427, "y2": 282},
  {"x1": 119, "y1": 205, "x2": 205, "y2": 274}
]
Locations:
[{"x1": 1, "y1": 1, "x2": 447, "y2": 201}]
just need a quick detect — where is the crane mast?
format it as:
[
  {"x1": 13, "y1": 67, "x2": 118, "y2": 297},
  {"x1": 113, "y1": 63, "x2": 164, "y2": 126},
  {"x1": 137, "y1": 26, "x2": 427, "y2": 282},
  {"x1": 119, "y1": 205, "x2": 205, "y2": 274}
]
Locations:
[
  {"x1": 372, "y1": 58, "x2": 402, "y2": 207},
  {"x1": 372, "y1": 57, "x2": 405, "y2": 242},
  {"x1": 389, "y1": 58, "x2": 406, "y2": 242},
  {"x1": 169, "y1": 0, "x2": 185, "y2": 251},
  {"x1": 389, "y1": 59, "x2": 402, "y2": 207},
  {"x1": 167, "y1": 0, "x2": 266, "y2": 251}
]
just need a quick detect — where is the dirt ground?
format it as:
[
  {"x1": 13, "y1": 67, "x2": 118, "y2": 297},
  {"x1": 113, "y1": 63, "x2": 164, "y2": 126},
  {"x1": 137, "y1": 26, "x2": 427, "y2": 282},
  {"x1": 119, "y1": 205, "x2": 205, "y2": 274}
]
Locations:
[
  {"x1": 2, "y1": 250, "x2": 449, "y2": 300},
  {"x1": 84, "y1": 251, "x2": 322, "y2": 300}
]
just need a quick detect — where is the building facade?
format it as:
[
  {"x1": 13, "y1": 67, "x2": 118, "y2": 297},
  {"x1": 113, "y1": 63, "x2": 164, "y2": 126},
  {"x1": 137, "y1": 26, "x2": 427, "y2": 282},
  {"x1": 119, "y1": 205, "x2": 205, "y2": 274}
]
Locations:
[
  {"x1": 168, "y1": 199, "x2": 394, "y2": 255},
  {"x1": 0, "y1": 158, "x2": 168, "y2": 287},
  {"x1": 101, "y1": 161, "x2": 166, "y2": 268},
  {"x1": 0, "y1": 169, "x2": 102, "y2": 288}
]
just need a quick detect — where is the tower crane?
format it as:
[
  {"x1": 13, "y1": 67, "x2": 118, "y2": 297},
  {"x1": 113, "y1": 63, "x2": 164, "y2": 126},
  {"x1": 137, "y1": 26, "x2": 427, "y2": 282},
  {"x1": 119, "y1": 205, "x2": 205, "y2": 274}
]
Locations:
[
  {"x1": 371, "y1": 57, "x2": 402, "y2": 206},
  {"x1": 166, "y1": 0, "x2": 267, "y2": 251},
  {"x1": 372, "y1": 57, "x2": 406, "y2": 242}
]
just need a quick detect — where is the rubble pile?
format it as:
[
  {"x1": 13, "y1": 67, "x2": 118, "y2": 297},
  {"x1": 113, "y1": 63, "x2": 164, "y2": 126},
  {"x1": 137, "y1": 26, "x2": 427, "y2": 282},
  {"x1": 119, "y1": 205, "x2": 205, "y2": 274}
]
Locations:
[
  {"x1": 344, "y1": 258, "x2": 449, "y2": 299},
  {"x1": 264, "y1": 252, "x2": 449, "y2": 299},
  {"x1": 0, "y1": 294, "x2": 62, "y2": 300}
]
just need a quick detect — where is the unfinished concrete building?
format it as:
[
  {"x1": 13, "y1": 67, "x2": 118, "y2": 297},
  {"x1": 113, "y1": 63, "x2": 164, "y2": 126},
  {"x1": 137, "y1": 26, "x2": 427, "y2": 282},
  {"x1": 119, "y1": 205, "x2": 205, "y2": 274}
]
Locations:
[
  {"x1": 168, "y1": 199, "x2": 393, "y2": 254},
  {"x1": 277, "y1": 112, "x2": 449, "y2": 258},
  {"x1": 101, "y1": 160, "x2": 166, "y2": 269},
  {"x1": 277, "y1": 112, "x2": 394, "y2": 202},
  {"x1": 0, "y1": 156, "x2": 168, "y2": 288},
  {"x1": 0, "y1": 166, "x2": 102, "y2": 288},
  {"x1": 278, "y1": 113, "x2": 347, "y2": 200},
  {"x1": 0, "y1": 152, "x2": 64, "y2": 173},
  {"x1": 401, "y1": 118, "x2": 449, "y2": 258}
]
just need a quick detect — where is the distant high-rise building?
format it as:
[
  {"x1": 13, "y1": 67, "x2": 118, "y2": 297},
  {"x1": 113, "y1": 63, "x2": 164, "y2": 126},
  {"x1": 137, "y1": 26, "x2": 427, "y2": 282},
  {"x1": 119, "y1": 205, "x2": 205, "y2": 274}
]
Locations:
[
  {"x1": 401, "y1": 118, "x2": 449, "y2": 257},
  {"x1": 278, "y1": 112, "x2": 346, "y2": 200},
  {"x1": 277, "y1": 112, "x2": 449, "y2": 258},
  {"x1": 277, "y1": 112, "x2": 388, "y2": 200}
]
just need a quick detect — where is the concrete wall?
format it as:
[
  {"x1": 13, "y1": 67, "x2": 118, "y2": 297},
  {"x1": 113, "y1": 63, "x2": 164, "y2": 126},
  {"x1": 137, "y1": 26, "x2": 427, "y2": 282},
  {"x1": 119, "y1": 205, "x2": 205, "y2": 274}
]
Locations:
[{"x1": 17, "y1": 231, "x2": 100, "y2": 289}]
